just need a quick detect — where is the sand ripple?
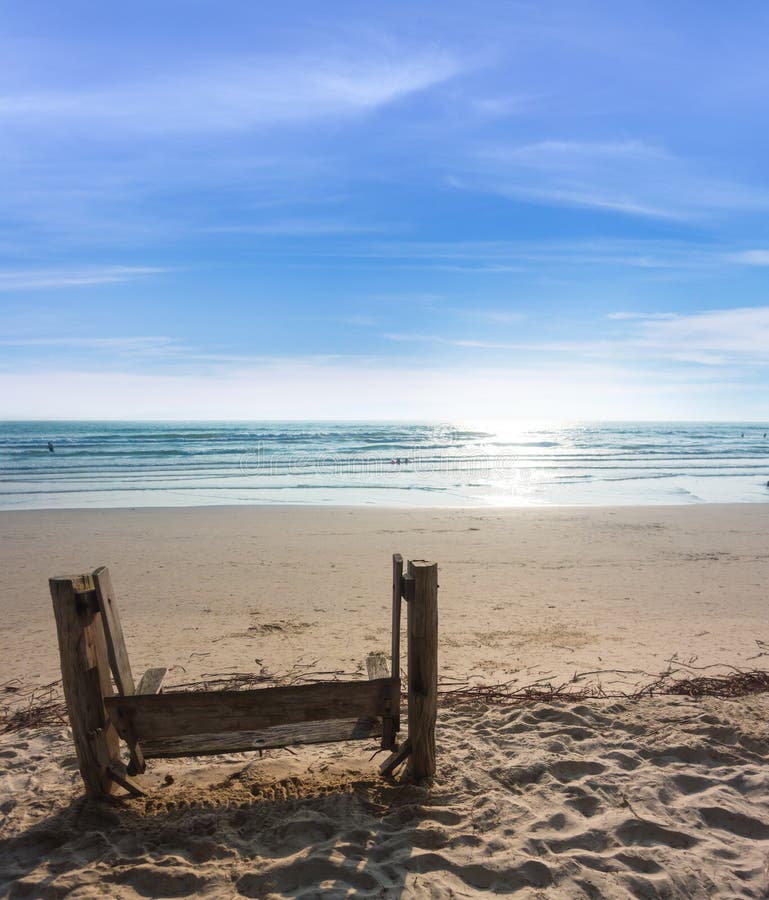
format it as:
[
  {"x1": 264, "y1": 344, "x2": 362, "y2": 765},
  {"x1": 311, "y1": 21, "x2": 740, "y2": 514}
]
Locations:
[{"x1": 3, "y1": 696, "x2": 769, "y2": 897}]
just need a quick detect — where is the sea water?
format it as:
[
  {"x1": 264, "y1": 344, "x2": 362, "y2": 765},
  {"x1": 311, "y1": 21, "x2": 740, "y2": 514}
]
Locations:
[{"x1": 0, "y1": 420, "x2": 768, "y2": 510}]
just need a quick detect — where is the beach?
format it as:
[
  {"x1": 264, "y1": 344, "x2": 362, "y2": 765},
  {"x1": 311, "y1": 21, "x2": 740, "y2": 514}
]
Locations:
[
  {"x1": 5, "y1": 0, "x2": 769, "y2": 893},
  {"x1": 2, "y1": 504, "x2": 768, "y2": 688},
  {"x1": 3, "y1": 503, "x2": 769, "y2": 897}
]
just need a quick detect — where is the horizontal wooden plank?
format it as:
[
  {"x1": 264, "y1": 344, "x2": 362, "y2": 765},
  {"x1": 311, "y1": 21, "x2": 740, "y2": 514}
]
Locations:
[
  {"x1": 137, "y1": 667, "x2": 167, "y2": 695},
  {"x1": 106, "y1": 677, "x2": 400, "y2": 742},
  {"x1": 142, "y1": 717, "x2": 382, "y2": 758}
]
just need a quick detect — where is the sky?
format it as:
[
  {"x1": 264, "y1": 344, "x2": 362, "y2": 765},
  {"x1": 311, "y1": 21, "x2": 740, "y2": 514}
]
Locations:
[{"x1": 2, "y1": 0, "x2": 769, "y2": 421}]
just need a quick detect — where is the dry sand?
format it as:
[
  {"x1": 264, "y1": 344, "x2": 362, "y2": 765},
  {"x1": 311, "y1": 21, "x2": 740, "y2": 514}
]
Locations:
[{"x1": 2, "y1": 504, "x2": 769, "y2": 897}]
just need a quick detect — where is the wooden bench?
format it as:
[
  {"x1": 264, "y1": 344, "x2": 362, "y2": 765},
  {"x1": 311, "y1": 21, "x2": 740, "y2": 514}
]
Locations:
[{"x1": 50, "y1": 555, "x2": 438, "y2": 798}]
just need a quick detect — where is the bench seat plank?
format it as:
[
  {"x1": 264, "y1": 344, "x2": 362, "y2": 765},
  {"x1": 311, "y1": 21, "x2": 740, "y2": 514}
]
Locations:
[
  {"x1": 105, "y1": 677, "x2": 400, "y2": 743},
  {"x1": 141, "y1": 717, "x2": 382, "y2": 758}
]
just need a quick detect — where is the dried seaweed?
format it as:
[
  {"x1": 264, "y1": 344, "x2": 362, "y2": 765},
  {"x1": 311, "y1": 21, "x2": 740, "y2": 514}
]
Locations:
[
  {"x1": 0, "y1": 662, "x2": 363, "y2": 734},
  {"x1": 437, "y1": 664, "x2": 769, "y2": 707},
  {"x1": 667, "y1": 670, "x2": 769, "y2": 699},
  {"x1": 1, "y1": 680, "x2": 68, "y2": 732},
  {"x1": 5, "y1": 664, "x2": 769, "y2": 736}
]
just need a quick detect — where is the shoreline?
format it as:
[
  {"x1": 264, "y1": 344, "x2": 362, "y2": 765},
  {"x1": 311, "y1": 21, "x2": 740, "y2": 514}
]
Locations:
[
  {"x1": 4, "y1": 421, "x2": 769, "y2": 511},
  {"x1": 2, "y1": 498, "x2": 768, "y2": 513}
]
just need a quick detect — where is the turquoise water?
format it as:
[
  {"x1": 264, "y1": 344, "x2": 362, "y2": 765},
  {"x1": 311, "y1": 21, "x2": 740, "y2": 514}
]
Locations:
[{"x1": 0, "y1": 420, "x2": 768, "y2": 509}]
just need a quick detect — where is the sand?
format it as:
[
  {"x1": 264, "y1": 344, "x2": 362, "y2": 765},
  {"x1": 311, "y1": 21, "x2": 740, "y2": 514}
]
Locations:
[{"x1": 2, "y1": 504, "x2": 769, "y2": 897}]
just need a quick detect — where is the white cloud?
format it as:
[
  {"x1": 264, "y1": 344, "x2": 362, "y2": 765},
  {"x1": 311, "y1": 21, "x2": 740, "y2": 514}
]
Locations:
[
  {"x1": 344, "y1": 314, "x2": 381, "y2": 327},
  {"x1": 205, "y1": 219, "x2": 384, "y2": 236},
  {"x1": 460, "y1": 140, "x2": 769, "y2": 220},
  {"x1": 630, "y1": 306, "x2": 769, "y2": 360},
  {"x1": 727, "y1": 250, "x2": 769, "y2": 266},
  {"x1": 0, "y1": 267, "x2": 167, "y2": 291},
  {"x1": 472, "y1": 94, "x2": 540, "y2": 117},
  {"x1": 496, "y1": 140, "x2": 670, "y2": 162},
  {"x1": 357, "y1": 237, "x2": 714, "y2": 270},
  {"x1": 383, "y1": 332, "x2": 608, "y2": 354},
  {"x1": 0, "y1": 51, "x2": 459, "y2": 135},
  {"x1": 0, "y1": 336, "x2": 182, "y2": 356},
  {"x1": 450, "y1": 308, "x2": 526, "y2": 324},
  {"x1": 607, "y1": 312, "x2": 677, "y2": 320},
  {"x1": 348, "y1": 237, "x2": 769, "y2": 277},
  {"x1": 385, "y1": 305, "x2": 769, "y2": 368}
]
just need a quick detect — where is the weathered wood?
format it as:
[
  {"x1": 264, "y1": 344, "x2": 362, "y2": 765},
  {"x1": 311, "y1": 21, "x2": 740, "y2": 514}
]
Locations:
[
  {"x1": 137, "y1": 667, "x2": 167, "y2": 695},
  {"x1": 50, "y1": 574, "x2": 121, "y2": 798},
  {"x1": 106, "y1": 677, "x2": 400, "y2": 742},
  {"x1": 124, "y1": 730, "x2": 146, "y2": 776},
  {"x1": 54, "y1": 555, "x2": 437, "y2": 794},
  {"x1": 366, "y1": 652, "x2": 389, "y2": 680},
  {"x1": 93, "y1": 566, "x2": 135, "y2": 697},
  {"x1": 142, "y1": 717, "x2": 382, "y2": 758},
  {"x1": 92, "y1": 566, "x2": 147, "y2": 775},
  {"x1": 379, "y1": 738, "x2": 412, "y2": 777},
  {"x1": 366, "y1": 651, "x2": 395, "y2": 748},
  {"x1": 406, "y1": 560, "x2": 438, "y2": 780},
  {"x1": 392, "y1": 553, "x2": 405, "y2": 739},
  {"x1": 392, "y1": 554, "x2": 403, "y2": 679},
  {"x1": 107, "y1": 763, "x2": 146, "y2": 797}
]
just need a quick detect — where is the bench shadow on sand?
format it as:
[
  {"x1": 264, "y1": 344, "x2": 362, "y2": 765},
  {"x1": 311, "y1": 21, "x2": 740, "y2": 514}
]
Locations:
[{"x1": 1, "y1": 763, "x2": 465, "y2": 899}]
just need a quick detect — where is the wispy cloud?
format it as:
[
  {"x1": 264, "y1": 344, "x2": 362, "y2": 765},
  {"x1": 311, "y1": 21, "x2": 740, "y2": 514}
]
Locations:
[
  {"x1": 472, "y1": 94, "x2": 541, "y2": 117},
  {"x1": 457, "y1": 140, "x2": 769, "y2": 220},
  {"x1": 0, "y1": 266, "x2": 168, "y2": 291},
  {"x1": 0, "y1": 334, "x2": 369, "y2": 370},
  {"x1": 329, "y1": 237, "x2": 769, "y2": 279},
  {"x1": 384, "y1": 305, "x2": 769, "y2": 368},
  {"x1": 452, "y1": 308, "x2": 526, "y2": 324},
  {"x1": 627, "y1": 306, "x2": 769, "y2": 364},
  {"x1": 205, "y1": 219, "x2": 386, "y2": 237},
  {"x1": 344, "y1": 314, "x2": 381, "y2": 327},
  {"x1": 0, "y1": 50, "x2": 460, "y2": 135},
  {"x1": 726, "y1": 250, "x2": 769, "y2": 266},
  {"x1": 483, "y1": 140, "x2": 671, "y2": 168},
  {"x1": 0, "y1": 336, "x2": 180, "y2": 354},
  {"x1": 347, "y1": 238, "x2": 721, "y2": 272},
  {"x1": 607, "y1": 311, "x2": 678, "y2": 321},
  {"x1": 382, "y1": 332, "x2": 599, "y2": 353}
]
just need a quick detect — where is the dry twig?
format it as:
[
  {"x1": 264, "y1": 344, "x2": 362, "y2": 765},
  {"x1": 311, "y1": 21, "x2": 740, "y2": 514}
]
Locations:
[{"x1": 5, "y1": 665, "x2": 769, "y2": 736}]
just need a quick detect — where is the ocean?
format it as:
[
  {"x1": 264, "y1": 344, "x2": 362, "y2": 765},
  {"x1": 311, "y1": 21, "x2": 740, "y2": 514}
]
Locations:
[{"x1": 0, "y1": 420, "x2": 767, "y2": 510}]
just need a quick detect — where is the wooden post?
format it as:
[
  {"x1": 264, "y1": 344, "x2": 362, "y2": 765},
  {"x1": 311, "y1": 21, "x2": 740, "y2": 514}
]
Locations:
[
  {"x1": 391, "y1": 553, "x2": 403, "y2": 732},
  {"x1": 406, "y1": 560, "x2": 438, "y2": 780},
  {"x1": 93, "y1": 566, "x2": 146, "y2": 775},
  {"x1": 50, "y1": 574, "x2": 121, "y2": 798}
]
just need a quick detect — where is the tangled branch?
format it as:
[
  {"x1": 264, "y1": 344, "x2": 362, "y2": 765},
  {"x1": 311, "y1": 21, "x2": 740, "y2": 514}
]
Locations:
[{"x1": 4, "y1": 665, "x2": 769, "y2": 735}]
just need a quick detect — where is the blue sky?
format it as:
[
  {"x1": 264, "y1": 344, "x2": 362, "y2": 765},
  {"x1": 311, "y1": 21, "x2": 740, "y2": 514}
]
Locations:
[{"x1": 2, "y1": 0, "x2": 769, "y2": 420}]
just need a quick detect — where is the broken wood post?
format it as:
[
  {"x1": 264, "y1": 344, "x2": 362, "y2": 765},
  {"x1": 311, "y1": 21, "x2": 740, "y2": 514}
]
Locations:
[
  {"x1": 406, "y1": 559, "x2": 438, "y2": 780},
  {"x1": 391, "y1": 553, "x2": 403, "y2": 732},
  {"x1": 93, "y1": 566, "x2": 146, "y2": 775},
  {"x1": 50, "y1": 574, "x2": 120, "y2": 798}
]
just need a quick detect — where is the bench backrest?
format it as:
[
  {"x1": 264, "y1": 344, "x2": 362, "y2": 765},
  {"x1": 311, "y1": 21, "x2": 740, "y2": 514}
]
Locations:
[
  {"x1": 51, "y1": 555, "x2": 437, "y2": 797},
  {"x1": 91, "y1": 565, "x2": 400, "y2": 763},
  {"x1": 105, "y1": 676, "x2": 399, "y2": 759},
  {"x1": 93, "y1": 566, "x2": 136, "y2": 696}
]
